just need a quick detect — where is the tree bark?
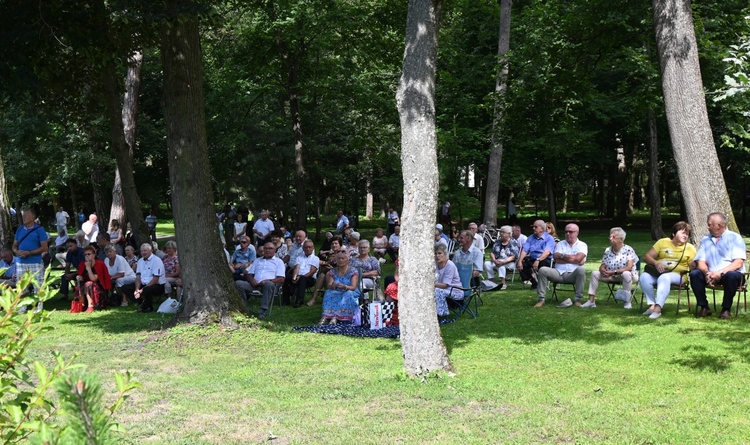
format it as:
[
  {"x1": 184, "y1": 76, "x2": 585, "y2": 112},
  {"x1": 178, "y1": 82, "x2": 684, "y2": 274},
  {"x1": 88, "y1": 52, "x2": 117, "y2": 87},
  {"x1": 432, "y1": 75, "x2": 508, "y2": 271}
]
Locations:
[
  {"x1": 648, "y1": 109, "x2": 664, "y2": 239},
  {"x1": 90, "y1": 140, "x2": 110, "y2": 233},
  {"x1": 653, "y1": 0, "x2": 738, "y2": 240},
  {"x1": 544, "y1": 169, "x2": 557, "y2": 228},
  {"x1": 482, "y1": 0, "x2": 512, "y2": 227},
  {"x1": 161, "y1": 2, "x2": 244, "y2": 326},
  {"x1": 0, "y1": 150, "x2": 13, "y2": 248},
  {"x1": 110, "y1": 50, "x2": 144, "y2": 227},
  {"x1": 396, "y1": 0, "x2": 452, "y2": 375}
]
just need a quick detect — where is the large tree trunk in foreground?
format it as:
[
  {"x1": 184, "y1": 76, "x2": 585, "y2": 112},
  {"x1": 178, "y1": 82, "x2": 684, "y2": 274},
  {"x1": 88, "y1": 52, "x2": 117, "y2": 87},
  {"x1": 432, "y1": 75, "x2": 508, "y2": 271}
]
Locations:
[
  {"x1": 647, "y1": 109, "x2": 664, "y2": 240},
  {"x1": 161, "y1": 3, "x2": 244, "y2": 325},
  {"x1": 482, "y1": 0, "x2": 512, "y2": 227},
  {"x1": 396, "y1": 0, "x2": 452, "y2": 375},
  {"x1": 110, "y1": 50, "x2": 144, "y2": 227},
  {"x1": 653, "y1": 0, "x2": 737, "y2": 240}
]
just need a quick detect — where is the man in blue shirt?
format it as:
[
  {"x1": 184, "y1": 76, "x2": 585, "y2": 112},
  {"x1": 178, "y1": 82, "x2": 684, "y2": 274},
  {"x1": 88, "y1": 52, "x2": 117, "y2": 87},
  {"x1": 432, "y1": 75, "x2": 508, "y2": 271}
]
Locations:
[
  {"x1": 13, "y1": 207, "x2": 49, "y2": 313},
  {"x1": 516, "y1": 220, "x2": 555, "y2": 294},
  {"x1": 690, "y1": 212, "x2": 746, "y2": 319},
  {"x1": 232, "y1": 236, "x2": 257, "y2": 280},
  {"x1": 60, "y1": 238, "x2": 85, "y2": 300},
  {"x1": 0, "y1": 248, "x2": 17, "y2": 288},
  {"x1": 336, "y1": 210, "x2": 349, "y2": 234}
]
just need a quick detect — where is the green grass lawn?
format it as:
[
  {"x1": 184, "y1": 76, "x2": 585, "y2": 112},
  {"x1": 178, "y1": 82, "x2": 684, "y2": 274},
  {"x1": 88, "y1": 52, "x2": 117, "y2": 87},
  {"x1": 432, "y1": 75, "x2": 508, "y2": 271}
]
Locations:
[{"x1": 27, "y1": 229, "x2": 750, "y2": 444}]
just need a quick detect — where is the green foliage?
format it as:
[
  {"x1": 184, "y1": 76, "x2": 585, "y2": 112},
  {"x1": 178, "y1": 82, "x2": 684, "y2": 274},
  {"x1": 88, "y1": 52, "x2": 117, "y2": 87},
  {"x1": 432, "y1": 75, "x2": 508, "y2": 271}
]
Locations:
[{"x1": 0, "y1": 271, "x2": 139, "y2": 444}]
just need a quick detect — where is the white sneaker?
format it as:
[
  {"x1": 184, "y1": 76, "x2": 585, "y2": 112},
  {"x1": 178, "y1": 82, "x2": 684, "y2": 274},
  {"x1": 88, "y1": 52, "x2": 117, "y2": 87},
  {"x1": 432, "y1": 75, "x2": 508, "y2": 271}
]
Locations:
[
  {"x1": 34, "y1": 302, "x2": 43, "y2": 313},
  {"x1": 580, "y1": 300, "x2": 596, "y2": 308},
  {"x1": 649, "y1": 312, "x2": 662, "y2": 319},
  {"x1": 500, "y1": 284, "x2": 508, "y2": 290},
  {"x1": 623, "y1": 302, "x2": 632, "y2": 309},
  {"x1": 643, "y1": 309, "x2": 654, "y2": 316},
  {"x1": 556, "y1": 298, "x2": 573, "y2": 308}
]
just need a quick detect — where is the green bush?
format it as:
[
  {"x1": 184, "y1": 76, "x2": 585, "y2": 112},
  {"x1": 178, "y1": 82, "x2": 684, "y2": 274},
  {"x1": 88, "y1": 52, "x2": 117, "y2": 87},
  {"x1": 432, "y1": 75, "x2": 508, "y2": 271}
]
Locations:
[{"x1": 0, "y1": 271, "x2": 139, "y2": 444}]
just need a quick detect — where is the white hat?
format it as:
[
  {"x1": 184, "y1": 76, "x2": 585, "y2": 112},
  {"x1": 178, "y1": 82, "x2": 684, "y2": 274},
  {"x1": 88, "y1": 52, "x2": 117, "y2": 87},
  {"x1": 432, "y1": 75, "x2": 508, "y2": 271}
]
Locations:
[{"x1": 436, "y1": 224, "x2": 444, "y2": 231}]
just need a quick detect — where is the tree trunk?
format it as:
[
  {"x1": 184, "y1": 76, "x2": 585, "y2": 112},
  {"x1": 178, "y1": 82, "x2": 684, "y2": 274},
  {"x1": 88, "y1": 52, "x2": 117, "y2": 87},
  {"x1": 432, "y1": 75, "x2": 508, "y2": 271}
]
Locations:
[
  {"x1": 90, "y1": 140, "x2": 110, "y2": 233},
  {"x1": 110, "y1": 50, "x2": 144, "y2": 227},
  {"x1": 544, "y1": 170, "x2": 557, "y2": 227},
  {"x1": 615, "y1": 144, "x2": 627, "y2": 225},
  {"x1": 648, "y1": 109, "x2": 664, "y2": 239},
  {"x1": 0, "y1": 150, "x2": 13, "y2": 248},
  {"x1": 482, "y1": 0, "x2": 512, "y2": 227},
  {"x1": 161, "y1": 2, "x2": 244, "y2": 326},
  {"x1": 396, "y1": 0, "x2": 452, "y2": 375},
  {"x1": 653, "y1": 0, "x2": 738, "y2": 240}
]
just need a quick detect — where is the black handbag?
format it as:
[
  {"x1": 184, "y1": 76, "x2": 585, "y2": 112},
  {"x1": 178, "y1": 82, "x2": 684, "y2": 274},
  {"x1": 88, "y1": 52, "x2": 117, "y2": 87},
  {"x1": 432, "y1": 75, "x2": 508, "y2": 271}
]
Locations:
[{"x1": 644, "y1": 245, "x2": 686, "y2": 277}]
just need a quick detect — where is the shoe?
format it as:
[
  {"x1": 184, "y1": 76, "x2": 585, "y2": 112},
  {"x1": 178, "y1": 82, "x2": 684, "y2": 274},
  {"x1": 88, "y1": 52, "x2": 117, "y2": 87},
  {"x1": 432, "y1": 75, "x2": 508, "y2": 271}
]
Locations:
[
  {"x1": 720, "y1": 310, "x2": 731, "y2": 319},
  {"x1": 534, "y1": 300, "x2": 545, "y2": 308},
  {"x1": 306, "y1": 299, "x2": 317, "y2": 307},
  {"x1": 574, "y1": 301, "x2": 582, "y2": 307},
  {"x1": 258, "y1": 309, "x2": 267, "y2": 319},
  {"x1": 85, "y1": 307, "x2": 95, "y2": 313},
  {"x1": 293, "y1": 302, "x2": 302, "y2": 308},
  {"x1": 623, "y1": 302, "x2": 632, "y2": 309},
  {"x1": 318, "y1": 317, "x2": 328, "y2": 325},
  {"x1": 530, "y1": 285, "x2": 538, "y2": 290},
  {"x1": 140, "y1": 307, "x2": 154, "y2": 313},
  {"x1": 697, "y1": 307, "x2": 712, "y2": 318},
  {"x1": 121, "y1": 302, "x2": 128, "y2": 307},
  {"x1": 330, "y1": 318, "x2": 338, "y2": 325},
  {"x1": 580, "y1": 300, "x2": 596, "y2": 308},
  {"x1": 643, "y1": 309, "x2": 654, "y2": 316},
  {"x1": 34, "y1": 302, "x2": 43, "y2": 313},
  {"x1": 649, "y1": 312, "x2": 662, "y2": 319},
  {"x1": 556, "y1": 298, "x2": 572, "y2": 308},
  {"x1": 500, "y1": 284, "x2": 507, "y2": 290}
]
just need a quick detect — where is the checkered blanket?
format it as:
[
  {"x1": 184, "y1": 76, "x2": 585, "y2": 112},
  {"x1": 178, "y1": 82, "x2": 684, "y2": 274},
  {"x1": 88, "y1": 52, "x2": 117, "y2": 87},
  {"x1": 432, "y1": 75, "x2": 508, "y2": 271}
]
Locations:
[{"x1": 292, "y1": 323, "x2": 400, "y2": 338}]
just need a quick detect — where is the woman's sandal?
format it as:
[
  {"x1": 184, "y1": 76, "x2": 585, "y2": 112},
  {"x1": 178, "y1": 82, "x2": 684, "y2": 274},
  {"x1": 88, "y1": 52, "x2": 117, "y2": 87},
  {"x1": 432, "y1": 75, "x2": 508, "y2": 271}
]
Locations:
[
  {"x1": 307, "y1": 297, "x2": 317, "y2": 307},
  {"x1": 329, "y1": 318, "x2": 338, "y2": 325},
  {"x1": 318, "y1": 317, "x2": 328, "y2": 325}
]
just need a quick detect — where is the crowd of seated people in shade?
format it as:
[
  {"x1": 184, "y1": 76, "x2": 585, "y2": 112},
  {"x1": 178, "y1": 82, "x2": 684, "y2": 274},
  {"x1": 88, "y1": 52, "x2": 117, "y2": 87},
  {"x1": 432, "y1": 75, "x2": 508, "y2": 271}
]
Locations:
[{"x1": 13, "y1": 205, "x2": 743, "y2": 323}]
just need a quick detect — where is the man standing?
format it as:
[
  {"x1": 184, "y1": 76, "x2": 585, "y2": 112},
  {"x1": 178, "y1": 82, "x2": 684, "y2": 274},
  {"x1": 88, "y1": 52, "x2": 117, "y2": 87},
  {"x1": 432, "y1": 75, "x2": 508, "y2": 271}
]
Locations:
[
  {"x1": 252, "y1": 210, "x2": 275, "y2": 246},
  {"x1": 236, "y1": 242, "x2": 285, "y2": 318},
  {"x1": 516, "y1": 220, "x2": 555, "y2": 294},
  {"x1": 536, "y1": 223, "x2": 588, "y2": 308},
  {"x1": 123, "y1": 243, "x2": 166, "y2": 313},
  {"x1": 387, "y1": 207, "x2": 400, "y2": 236},
  {"x1": 335, "y1": 210, "x2": 349, "y2": 234},
  {"x1": 690, "y1": 212, "x2": 746, "y2": 319},
  {"x1": 13, "y1": 207, "x2": 49, "y2": 313},
  {"x1": 55, "y1": 206, "x2": 70, "y2": 234},
  {"x1": 145, "y1": 209, "x2": 158, "y2": 242}
]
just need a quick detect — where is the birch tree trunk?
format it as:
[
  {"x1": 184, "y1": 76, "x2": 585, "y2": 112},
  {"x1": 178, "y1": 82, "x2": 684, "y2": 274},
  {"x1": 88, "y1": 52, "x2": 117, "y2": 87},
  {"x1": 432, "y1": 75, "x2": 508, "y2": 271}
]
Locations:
[
  {"x1": 396, "y1": 0, "x2": 452, "y2": 375},
  {"x1": 0, "y1": 151, "x2": 13, "y2": 248},
  {"x1": 482, "y1": 0, "x2": 512, "y2": 227},
  {"x1": 653, "y1": 0, "x2": 738, "y2": 240},
  {"x1": 161, "y1": 2, "x2": 245, "y2": 325},
  {"x1": 110, "y1": 50, "x2": 143, "y2": 227}
]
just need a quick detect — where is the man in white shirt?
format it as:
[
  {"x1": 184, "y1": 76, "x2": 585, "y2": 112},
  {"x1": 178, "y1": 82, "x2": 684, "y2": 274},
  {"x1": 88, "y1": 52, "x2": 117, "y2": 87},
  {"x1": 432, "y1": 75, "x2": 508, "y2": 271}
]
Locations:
[
  {"x1": 122, "y1": 243, "x2": 166, "y2": 313},
  {"x1": 55, "y1": 206, "x2": 70, "y2": 233},
  {"x1": 536, "y1": 224, "x2": 588, "y2": 308},
  {"x1": 512, "y1": 225, "x2": 528, "y2": 249},
  {"x1": 236, "y1": 242, "x2": 285, "y2": 318},
  {"x1": 82, "y1": 214, "x2": 99, "y2": 245},
  {"x1": 288, "y1": 240, "x2": 319, "y2": 308},
  {"x1": 252, "y1": 210, "x2": 275, "y2": 246},
  {"x1": 386, "y1": 225, "x2": 401, "y2": 262}
]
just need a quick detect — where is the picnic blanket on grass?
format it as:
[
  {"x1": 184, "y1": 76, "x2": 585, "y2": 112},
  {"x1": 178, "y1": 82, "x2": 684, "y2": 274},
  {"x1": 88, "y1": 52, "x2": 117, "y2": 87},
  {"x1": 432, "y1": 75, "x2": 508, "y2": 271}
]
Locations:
[{"x1": 293, "y1": 322, "x2": 400, "y2": 339}]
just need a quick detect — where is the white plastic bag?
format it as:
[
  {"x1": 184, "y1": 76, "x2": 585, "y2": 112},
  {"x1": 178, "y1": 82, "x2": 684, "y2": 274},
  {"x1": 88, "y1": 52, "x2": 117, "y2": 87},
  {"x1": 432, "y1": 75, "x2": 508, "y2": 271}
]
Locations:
[
  {"x1": 368, "y1": 301, "x2": 383, "y2": 330},
  {"x1": 157, "y1": 297, "x2": 180, "y2": 314}
]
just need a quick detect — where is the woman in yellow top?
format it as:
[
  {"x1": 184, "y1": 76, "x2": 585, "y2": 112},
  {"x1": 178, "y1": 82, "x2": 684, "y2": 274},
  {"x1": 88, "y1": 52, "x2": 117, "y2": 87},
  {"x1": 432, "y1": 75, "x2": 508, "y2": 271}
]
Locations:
[{"x1": 641, "y1": 221, "x2": 697, "y2": 319}]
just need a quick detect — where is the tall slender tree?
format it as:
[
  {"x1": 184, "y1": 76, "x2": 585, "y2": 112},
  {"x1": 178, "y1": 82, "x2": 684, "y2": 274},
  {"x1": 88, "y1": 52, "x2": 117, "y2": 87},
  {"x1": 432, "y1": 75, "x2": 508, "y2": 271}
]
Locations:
[
  {"x1": 396, "y1": 0, "x2": 452, "y2": 375},
  {"x1": 161, "y1": 0, "x2": 245, "y2": 325},
  {"x1": 653, "y1": 0, "x2": 738, "y2": 239}
]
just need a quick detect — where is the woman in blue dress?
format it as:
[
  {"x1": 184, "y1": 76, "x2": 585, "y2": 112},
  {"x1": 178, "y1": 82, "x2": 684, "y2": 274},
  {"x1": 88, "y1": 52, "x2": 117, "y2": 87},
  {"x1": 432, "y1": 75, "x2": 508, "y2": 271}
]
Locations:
[{"x1": 320, "y1": 250, "x2": 361, "y2": 325}]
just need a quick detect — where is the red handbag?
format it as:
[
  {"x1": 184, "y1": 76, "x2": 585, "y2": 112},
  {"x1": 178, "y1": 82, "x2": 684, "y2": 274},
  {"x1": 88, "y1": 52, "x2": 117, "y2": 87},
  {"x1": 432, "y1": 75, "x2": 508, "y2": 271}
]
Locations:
[{"x1": 70, "y1": 298, "x2": 83, "y2": 313}]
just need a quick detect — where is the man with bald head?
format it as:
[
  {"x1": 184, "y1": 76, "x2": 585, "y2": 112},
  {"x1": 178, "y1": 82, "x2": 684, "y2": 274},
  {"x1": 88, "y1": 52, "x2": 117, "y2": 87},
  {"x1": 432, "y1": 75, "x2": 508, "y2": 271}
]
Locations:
[
  {"x1": 516, "y1": 220, "x2": 555, "y2": 292},
  {"x1": 536, "y1": 223, "x2": 588, "y2": 308}
]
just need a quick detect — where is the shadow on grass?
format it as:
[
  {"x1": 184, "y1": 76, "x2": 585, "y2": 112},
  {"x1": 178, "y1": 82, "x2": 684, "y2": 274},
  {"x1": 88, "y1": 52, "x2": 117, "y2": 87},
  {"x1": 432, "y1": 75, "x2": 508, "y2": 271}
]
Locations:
[{"x1": 46, "y1": 296, "x2": 174, "y2": 334}]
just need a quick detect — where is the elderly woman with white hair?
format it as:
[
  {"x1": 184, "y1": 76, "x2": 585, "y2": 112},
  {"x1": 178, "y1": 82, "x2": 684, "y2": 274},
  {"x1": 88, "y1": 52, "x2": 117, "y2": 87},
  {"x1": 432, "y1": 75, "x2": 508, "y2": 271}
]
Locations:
[
  {"x1": 350, "y1": 239, "x2": 381, "y2": 293},
  {"x1": 483, "y1": 225, "x2": 519, "y2": 290},
  {"x1": 583, "y1": 227, "x2": 639, "y2": 308}
]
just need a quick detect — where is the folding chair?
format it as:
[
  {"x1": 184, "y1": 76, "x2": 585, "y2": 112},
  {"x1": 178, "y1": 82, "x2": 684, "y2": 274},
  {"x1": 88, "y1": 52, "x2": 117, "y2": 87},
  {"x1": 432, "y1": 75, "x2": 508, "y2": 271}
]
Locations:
[
  {"x1": 706, "y1": 262, "x2": 748, "y2": 316},
  {"x1": 604, "y1": 259, "x2": 641, "y2": 307},
  {"x1": 447, "y1": 262, "x2": 480, "y2": 320},
  {"x1": 249, "y1": 283, "x2": 283, "y2": 316},
  {"x1": 645, "y1": 271, "x2": 692, "y2": 314},
  {"x1": 447, "y1": 239, "x2": 458, "y2": 259}
]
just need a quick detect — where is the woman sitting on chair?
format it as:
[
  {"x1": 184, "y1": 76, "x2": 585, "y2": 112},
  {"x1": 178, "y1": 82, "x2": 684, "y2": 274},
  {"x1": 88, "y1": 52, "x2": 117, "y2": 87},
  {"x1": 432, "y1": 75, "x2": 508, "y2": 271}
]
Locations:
[
  {"x1": 584, "y1": 227, "x2": 638, "y2": 309},
  {"x1": 307, "y1": 236, "x2": 342, "y2": 306},
  {"x1": 372, "y1": 228, "x2": 388, "y2": 260},
  {"x1": 320, "y1": 250, "x2": 360, "y2": 325},
  {"x1": 641, "y1": 221, "x2": 696, "y2": 319},
  {"x1": 75, "y1": 245, "x2": 112, "y2": 312},
  {"x1": 163, "y1": 241, "x2": 182, "y2": 297},
  {"x1": 434, "y1": 243, "x2": 464, "y2": 317}
]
